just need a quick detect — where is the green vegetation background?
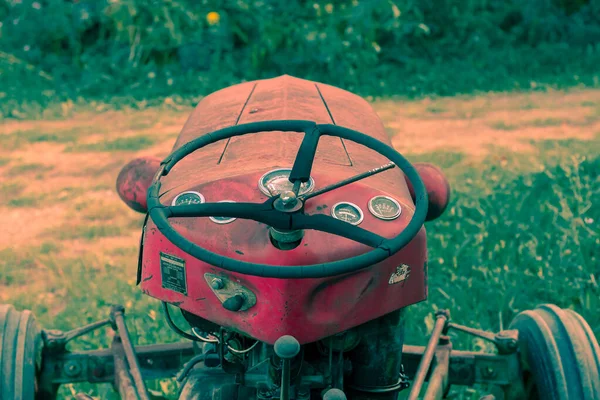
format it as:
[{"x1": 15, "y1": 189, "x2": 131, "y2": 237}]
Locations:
[{"x1": 2, "y1": 0, "x2": 600, "y2": 118}]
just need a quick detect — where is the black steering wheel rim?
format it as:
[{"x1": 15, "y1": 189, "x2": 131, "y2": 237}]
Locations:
[{"x1": 146, "y1": 120, "x2": 428, "y2": 279}]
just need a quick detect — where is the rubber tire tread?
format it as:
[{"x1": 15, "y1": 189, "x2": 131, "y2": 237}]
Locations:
[
  {"x1": 509, "y1": 304, "x2": 600, "y2": 400},
  {"x1": 0, "y1": 304, "x2": 42, "y2": 400}
]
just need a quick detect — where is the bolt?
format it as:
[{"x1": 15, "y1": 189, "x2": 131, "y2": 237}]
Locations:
[
  {"x1": 435, "y1": 309, "x2": 451, "y2": 320},
  {"x1": 210, "y1": 278, "x2": 224, "y2": 290},
  {"x1": 280, "y1": 190, "x2": 297, "y2": 206},
  {"x1": 482, "y1": 366, "x2": 497, "y2": 379},
  {"x1": 64, "y1": 360, "x2": 82, "y2": 377}
]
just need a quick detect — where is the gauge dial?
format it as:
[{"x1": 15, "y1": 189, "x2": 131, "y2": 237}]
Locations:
[
  {"x1": 209, "y1": 200, "x2": 237, "y2": 224},
  {"x1": 171, "y1": 191, "x2": 205, "y2": 206},
  {"x1": 368, "y1": 195, "x2": 402, "y2": 220},
  {"x1": 258, "y1": 168, "x2": 315, "y2": 197},
  {"x1": 331, "y1": 202, "x2": 364, "y2": 225}
]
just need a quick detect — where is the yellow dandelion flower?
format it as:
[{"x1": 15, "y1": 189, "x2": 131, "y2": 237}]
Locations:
[
  {"x1": 206, "y1": 11, "x2": 220, "y2": 26},
  {"x1": 325, "y1": 4, "x2": 333, "y2": 13}
]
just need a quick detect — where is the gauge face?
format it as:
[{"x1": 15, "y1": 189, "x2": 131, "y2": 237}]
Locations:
[
  {"x1": 331, "y1": 202, "x2": 364, "y2": 225},
  {"x1": 171, "y1": 191, "x2": 205, "y2": 206},
  {"x1": 209, "y1": 201, "x2": 237, "y2": 224},
  {"x1": 368, "y1": 195, "x2": 402, "y2": 220},
  {"x1": 258, "y1": 168, "x2": 315, "y2": 196}
]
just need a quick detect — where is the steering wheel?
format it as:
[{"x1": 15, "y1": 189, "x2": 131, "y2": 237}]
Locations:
[{"x1": 146, "y1": 120, "x2": 428, "y2": 279}]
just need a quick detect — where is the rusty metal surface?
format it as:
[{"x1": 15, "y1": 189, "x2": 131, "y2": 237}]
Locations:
[
  {"x1": 38, "y1": 342, "x2": 195, "y2": 386},
  {"x1": 112, "y1": 336, "x2": 141, "y2": 400},
  {"x1": 346, "y1": 309, "x2": 408, "y2": 399},
  {"x1": 217, "y1": 76, "x2": 352, "y2": 166},
  {"x1": 111, "y1": 306, "x2": 151, "y2": 400},
  {"x1": 423, "y1": 338, "x2": 452, "y2": 400},
  {"x1": 38, "y1": 337, "x2": 523, "y2": 391},
  {"x1": 407, "y1": 310, "x2": 450, "y2": 400},
  {"x1": 402, "y1": 345, "x2": 522, "y2": 387},
  {"x1": 116, "y1": 157, "x2": 161, "y2": 213},
  {"x1": 160, "y1": 75, "x2": 411, "y2": 203}
]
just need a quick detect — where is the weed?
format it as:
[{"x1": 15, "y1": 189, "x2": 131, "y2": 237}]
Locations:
[
  {"x1": 7, "y1": 163, "x2": 49, "y2": 176},
  {"x1": 67, "y1": 136, "x2": 156, "y2": 152},
  {"x1": 489, "y1": 121, "x2": 518, "y2": 130},
  {"x1": 530, "y1": 118, "x2": 566, "y2": 127}
]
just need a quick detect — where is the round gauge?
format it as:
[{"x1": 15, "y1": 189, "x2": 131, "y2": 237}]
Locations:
[
  {"x1": 368, "y1": 195, "x2": 402, "y2": 221},
  {"x1": 331, "y1": 202, "x2": 364, "y2": 225},
  {"x1": 171, "y1": 191, "x2": 205, "y2": 206},
  {"x1": 209, "y1": 201, "x2": 237, "y2": 224},
  {"x1": 258, "y1": 168, "x2": 315, "y2": 197}
]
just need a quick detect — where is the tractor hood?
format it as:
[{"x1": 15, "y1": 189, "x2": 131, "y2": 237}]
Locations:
[
  {"x1": 153, "y1": 74, "x2": 417, "y2": 264},
  {"x1": 138, "y1": 75, "x2": 428, "y2": 344}
]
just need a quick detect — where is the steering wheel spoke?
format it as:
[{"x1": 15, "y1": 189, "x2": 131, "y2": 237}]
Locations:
[
  {"x1": 289, "y1": 125, "x2": 321, "y2": 185},
  {"x1": 167, "y1": 200, "x2": 292, "y2": 230},
  {"x1": 292, "y1": 213, "x2": 387, "y2": 249}
]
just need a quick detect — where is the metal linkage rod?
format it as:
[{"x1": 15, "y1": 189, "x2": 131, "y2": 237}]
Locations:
[
  {"x1": 406, "y1": 310, "x2": 450, "y2": 400},
  {"x1": 111, "y1": 306, "x2": 151, "y2": 400},
  {"x1": 299, "y1": 162, "x2": 396, "y2": 201},
  {"x1": 274, "y1": 335, "x2": 301, "y2": 400}
]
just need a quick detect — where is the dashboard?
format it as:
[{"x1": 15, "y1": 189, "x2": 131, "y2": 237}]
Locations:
[{"x1": 169, "y1": 167, "x2": 403, "y2": 226}]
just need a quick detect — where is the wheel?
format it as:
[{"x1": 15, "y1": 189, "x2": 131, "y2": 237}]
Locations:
[
  {"x1": 509, "y1": 304, "x2": 600, "y2": 400},
  {"x1": 0, "y1": 304, "x2": 43, "y2": 400}
]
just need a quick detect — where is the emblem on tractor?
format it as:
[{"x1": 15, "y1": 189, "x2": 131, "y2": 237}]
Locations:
[{"x1": 389, "y1": 264, "x2": 411, "y2": 285}]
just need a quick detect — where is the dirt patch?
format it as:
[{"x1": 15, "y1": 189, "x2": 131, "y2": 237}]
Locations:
[
  {"x1": 2, "y1": 108, "x2": 190, "y2": 135},
  {"x1": 0, "y1": 205, "x2": 69, "y2": 248},
  {"x1": 55, "y1": 231, "x2": 142, "y2": 259},
  {"x1": 379, "y1": 88, "x2": 600, "y2": 156},
  {"x1": 389, "y1": 118, "x2": 599, "y2": 156}
]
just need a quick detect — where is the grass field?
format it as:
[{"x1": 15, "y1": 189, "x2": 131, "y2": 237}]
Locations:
[{"x1": 1, "y1": 89, "x2": 599, "y2": 399}]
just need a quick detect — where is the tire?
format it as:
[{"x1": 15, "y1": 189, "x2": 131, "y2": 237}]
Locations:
[
  {"x1": 0, "y1": 304, "x2": 43, "y2": 400},
  {"x1": 508, "y1": 304, "x2": 600, "y2": 400}
]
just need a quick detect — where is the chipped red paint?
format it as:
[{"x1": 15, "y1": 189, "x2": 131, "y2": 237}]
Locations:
[
  {"x1": 138, "y1": 75, "x2": 429, "y2": 345},
  {"x1": 404, "y1": 163, "x2": 451, "y2": 222},
  {"x1": 116, "y1": 157, "x2": 161, "y2": 213}
]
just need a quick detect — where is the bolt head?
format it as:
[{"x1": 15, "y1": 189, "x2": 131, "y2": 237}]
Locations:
[
  {"x1": 210, "y1": 278, "x2": 224, "y2": 290},
  {"x1": 64, "y1": 360, "x2": 82, "y2": 377},
  {"x1": 280, "y1": 190, "x2": 297, "y2": 205}
]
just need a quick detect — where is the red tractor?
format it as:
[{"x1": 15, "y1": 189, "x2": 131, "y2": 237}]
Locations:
[{"x1": 2, "y1": 75, "x2": 599, "y2": 399}]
